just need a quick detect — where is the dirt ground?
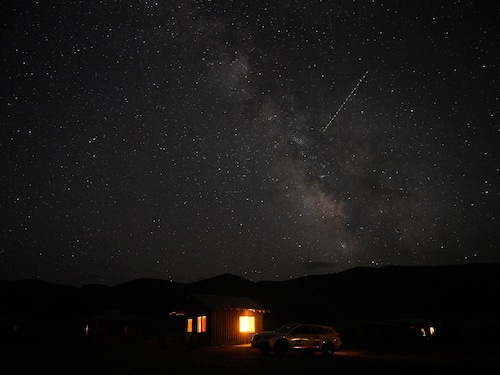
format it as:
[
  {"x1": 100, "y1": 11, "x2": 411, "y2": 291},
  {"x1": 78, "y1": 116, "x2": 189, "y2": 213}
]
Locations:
[{"x1": 2, "y1": 340, "x2": 499, "y2": 374}]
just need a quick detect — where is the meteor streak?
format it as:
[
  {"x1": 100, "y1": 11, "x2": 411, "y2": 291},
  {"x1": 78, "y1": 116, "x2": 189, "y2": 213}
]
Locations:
[{"x1": 321, "y1": 70, "x2": 369, "y2": 132}]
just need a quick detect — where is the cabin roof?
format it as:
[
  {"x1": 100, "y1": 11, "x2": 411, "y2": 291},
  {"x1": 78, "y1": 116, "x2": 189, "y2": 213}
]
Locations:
[{"x1": 190, "y1": 293, "x2": 269, "y2": 312}]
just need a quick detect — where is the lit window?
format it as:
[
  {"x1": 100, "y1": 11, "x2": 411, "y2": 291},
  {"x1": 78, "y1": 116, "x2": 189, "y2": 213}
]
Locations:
[
  {"x1": 239, "y1": 316, "x2": 255, "y2": 333},
  {"x1": 186, "y1": 318, "x2": 193, "y2": 333},
  {"x1": 197, "y1": 315, "x2": 207, "y2": 333}
]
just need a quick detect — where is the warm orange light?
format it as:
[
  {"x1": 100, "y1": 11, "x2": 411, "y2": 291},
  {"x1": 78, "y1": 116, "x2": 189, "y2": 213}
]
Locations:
[
  {"x1": 186, "y1": 318, "x2": 193, "y2": 333},
  {"x1": 239, "y1": 316, "x2": 255, "y2": 333},
  {"x1": 197, "y1": 315, "x2": 206, "y2": 333}
]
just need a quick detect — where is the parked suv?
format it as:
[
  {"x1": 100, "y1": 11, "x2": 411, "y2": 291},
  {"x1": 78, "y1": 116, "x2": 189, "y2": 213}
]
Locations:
[{"x1": 251, "y1": 323, "x2": 342, "y2": 357}]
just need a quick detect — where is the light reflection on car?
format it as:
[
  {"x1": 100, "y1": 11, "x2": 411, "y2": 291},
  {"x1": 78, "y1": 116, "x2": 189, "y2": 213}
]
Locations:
[{"x1": 251, "y1": 323, "x2": 342, "y2": 357}]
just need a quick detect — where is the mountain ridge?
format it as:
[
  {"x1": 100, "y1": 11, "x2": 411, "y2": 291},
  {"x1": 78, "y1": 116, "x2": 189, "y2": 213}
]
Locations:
[{"x1": 2, "y1": 263, "x2": 499, "y2": 324}]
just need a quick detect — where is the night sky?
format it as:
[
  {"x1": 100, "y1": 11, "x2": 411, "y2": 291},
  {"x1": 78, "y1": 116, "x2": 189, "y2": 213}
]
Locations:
[{"x1": 1, "y1": 1, "x2": 498, "y2": 286}]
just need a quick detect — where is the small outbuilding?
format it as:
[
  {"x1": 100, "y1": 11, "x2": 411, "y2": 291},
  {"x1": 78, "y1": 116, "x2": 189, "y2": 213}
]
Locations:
[
  {"x1": 83, "y1": 308, "x2": 150, "y2": 343},
  {"x1": 172, "y1": 293, "x2": 269, "y2": 346},
  {"x1": 357, "y1": 317, "x2": 441, "y2": 344}
]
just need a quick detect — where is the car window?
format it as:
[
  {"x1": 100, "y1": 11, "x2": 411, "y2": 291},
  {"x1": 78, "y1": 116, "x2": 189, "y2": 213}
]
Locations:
[
  {"x1": 314, "y1": 327, "x2": 326, "y2": 334},
  {"x1": 275, "y1": 324, "x2": 297, "y2": 333},
  {"x1": 291, "y1": 325, "x2": 310, "y2": 334}
]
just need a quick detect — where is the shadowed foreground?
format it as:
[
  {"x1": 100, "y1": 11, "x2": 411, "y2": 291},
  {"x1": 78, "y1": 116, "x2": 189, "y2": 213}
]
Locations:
[{"x1": 3, "y1": 341, "x2": 499, "y2": 374}]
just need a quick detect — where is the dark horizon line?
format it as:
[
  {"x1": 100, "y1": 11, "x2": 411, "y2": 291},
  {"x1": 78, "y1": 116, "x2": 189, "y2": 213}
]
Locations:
[{"x1": 2, "y1": 261, "x2": 499, "y2": 288}]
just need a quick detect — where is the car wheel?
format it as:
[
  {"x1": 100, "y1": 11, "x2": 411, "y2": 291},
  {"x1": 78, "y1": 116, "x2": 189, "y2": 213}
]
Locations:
[
  {"x1": 273, "y1": 339, "x2": 289, "y2": 356},
  {"x1": 321, "y1": 343, "x2": 335, "y2": 357}
]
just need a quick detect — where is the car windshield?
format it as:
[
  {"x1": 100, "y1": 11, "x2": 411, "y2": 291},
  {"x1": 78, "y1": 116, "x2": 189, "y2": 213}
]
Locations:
[{"x1": 274, "y1": 323, "x2": 298, "y2": 333}]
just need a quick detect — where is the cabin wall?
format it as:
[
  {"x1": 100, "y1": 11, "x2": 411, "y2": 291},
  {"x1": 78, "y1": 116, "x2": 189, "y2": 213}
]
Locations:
[{"x1": 209, "y1": 309, "x2": 263, "y2": 345}]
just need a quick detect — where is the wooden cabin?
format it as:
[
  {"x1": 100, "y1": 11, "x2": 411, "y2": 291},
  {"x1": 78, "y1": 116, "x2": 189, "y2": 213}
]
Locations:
[{"x1": 172, "y1": 293, "x2": 269, "y2": 346}]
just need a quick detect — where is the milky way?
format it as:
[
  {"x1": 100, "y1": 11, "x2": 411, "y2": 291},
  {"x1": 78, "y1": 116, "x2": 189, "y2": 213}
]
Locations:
[{"x1": 1, "y1": 0, "x2": 498, "y2": 285}]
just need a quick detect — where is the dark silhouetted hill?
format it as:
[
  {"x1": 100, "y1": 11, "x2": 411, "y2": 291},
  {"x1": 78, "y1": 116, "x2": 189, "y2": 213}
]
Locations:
[{"x1": 2, "y1": 264, "x2": 499, "y2": 325}]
